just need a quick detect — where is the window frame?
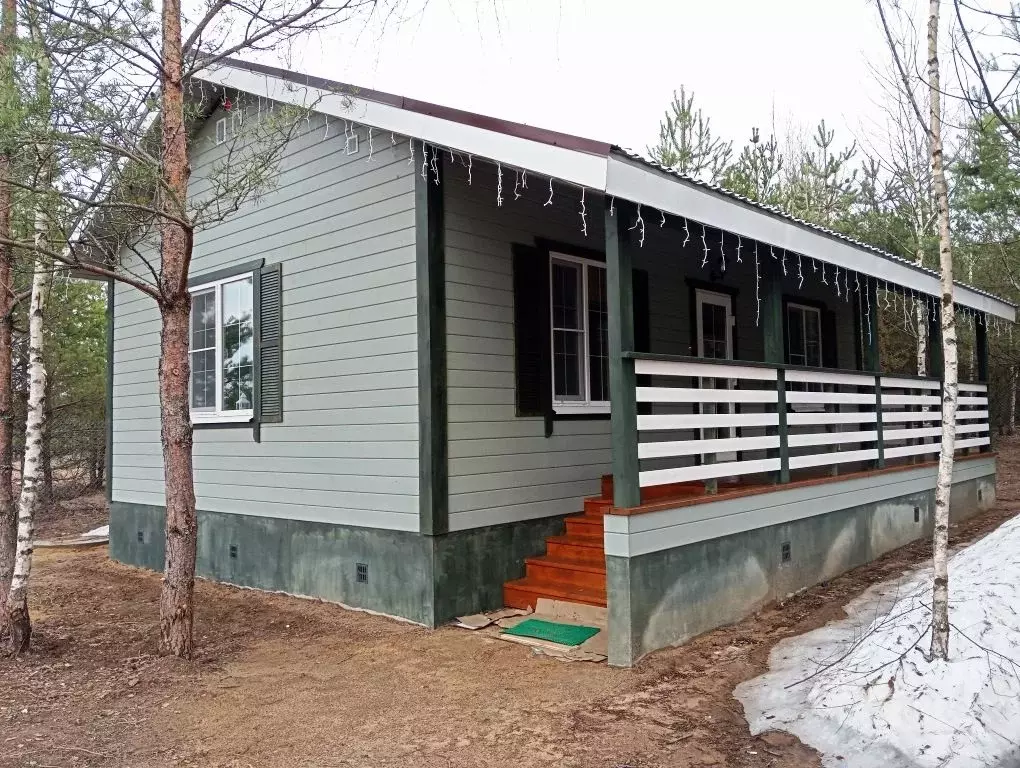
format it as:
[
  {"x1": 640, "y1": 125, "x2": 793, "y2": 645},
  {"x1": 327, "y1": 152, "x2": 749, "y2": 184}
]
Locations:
[
  {"x1": 548, "y1": 251, "x2": 610, "y2": 415},
  {"x1": 189, "y1": 272, "x2": 256, "y2": 425},
  {"x1": 785, "y1": 302, "x2": 823, "y2": 368}
]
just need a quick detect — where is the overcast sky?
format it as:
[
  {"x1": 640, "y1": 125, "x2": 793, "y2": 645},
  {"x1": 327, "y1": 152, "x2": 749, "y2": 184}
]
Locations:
[{"x1": 289, "y1": 1, "x2": 894, "y2": 159}]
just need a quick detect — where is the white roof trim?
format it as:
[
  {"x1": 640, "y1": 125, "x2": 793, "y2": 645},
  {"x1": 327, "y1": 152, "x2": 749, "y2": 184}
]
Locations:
[
  {"x1": 606, "y1": 155, "x2": 1014, "y2": 321},
  {"x1": 200, "y1": 62, "x2": 607, "y2": 190},
  {"x1": 199, "y1": 62, "x2": 1015, "y2": 322}
]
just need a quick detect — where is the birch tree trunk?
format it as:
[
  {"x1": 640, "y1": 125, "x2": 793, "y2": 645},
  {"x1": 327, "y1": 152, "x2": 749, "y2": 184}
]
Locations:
[
  {"x1": 0, "y1": 0, "x2": 18, "y2": 639},
  {"x1": 156, "y1": 0, "x2": 198, "y2": 659},
  {"x1": 928, "y1": 0, "x2": 957, "y2": 662},
  {"x1": 7, "y1": 149, "x2": 54, "y2": 652},
  {"x1": 916, "y1": 243, "x2": 928, "y2": 376}
]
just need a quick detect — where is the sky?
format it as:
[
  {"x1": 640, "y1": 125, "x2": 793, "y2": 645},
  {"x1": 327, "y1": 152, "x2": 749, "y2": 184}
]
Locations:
[{"x1": 286, "y1": 0, "x2": 895, "y2": 159}]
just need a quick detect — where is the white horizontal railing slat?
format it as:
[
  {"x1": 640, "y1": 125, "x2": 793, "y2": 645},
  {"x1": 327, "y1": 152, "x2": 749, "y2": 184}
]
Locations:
[
  {"x1": 881, "y1": 410, "x2": 942, "y2": 423},
  {"x1": 639, "y1": 458, "x2": 781, "y2": 487},
  {"x1": 786, "y1": 369, "x2": 874, "y2": 386},
  {"x1": 881, "y1": 376, "x2": 940, "y2": 391},
  {"x1": 785, "y1": 391, "x2": 876, "y2": 405},
  {"x1": 787, "y1": 430, "x2": 878, "y2": 448},
  {"x1": 636, "y1": 387, "x2": 778, "y2": 404},
  {"x1": 881, "y1": 394, "x2": 941, "y2": 406},
  {"x1": 789, "y1": 449, "x2": 879, "y2": 470},
  {"x1": 959, "y1": 383, "x2": 988, "y2": 393},
  {"x1": 956, "y1": 410, "x2": 990, "y2": 421},
  {"x1": 787, "y1": 411, "x2": 878, "y2": 426},
  {"x1": 884, "y1": 443, "x2": 941, "y2": 459},
  {"x1": 637, "y1": 412, "x2": 779, "y2": 431},
  {"x1": 884, "y1": 426, "x2": 942, "y2": 441},
  {"x1": 956, "y1": 437, "x2": 991, "y2": 450},
  {"x1": 634, "y1": 359, "x2": 778, "y2": 381},
  {"x1": 958, "y1": 396, "x2": 988, "y2": 406},
  {"x1": 638, "y1": 434, "x2": 779, "y2": 459}
]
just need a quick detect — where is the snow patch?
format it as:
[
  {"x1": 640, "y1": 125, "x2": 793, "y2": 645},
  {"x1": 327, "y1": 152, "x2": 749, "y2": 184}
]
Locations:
[
  {"x1": 736, "y1": 515, "x2": 1020, "y2": 768},
  {"x1": 82, "y1": 525, "x2": 109, "y2": 538}
]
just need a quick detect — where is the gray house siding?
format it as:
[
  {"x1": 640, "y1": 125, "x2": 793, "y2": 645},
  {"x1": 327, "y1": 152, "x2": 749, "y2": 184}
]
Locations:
[
  {"x1": 443, "y1": 158, "x2": 860, "y2": 531},
  {"x1": 111, "y1": 110, "x2": 421, "y2": 533}
]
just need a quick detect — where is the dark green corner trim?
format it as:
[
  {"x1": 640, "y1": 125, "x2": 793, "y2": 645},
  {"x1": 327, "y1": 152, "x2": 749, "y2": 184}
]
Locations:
[
  {"x1": 417, "y1": 150, "x2": 448, "y2": 536},
  {"x1": 187, "y1": 258, "x2": 265, "y2": 288},
  {"x1": 976, "y1": 313, "x2": 989, "y2": 383},
  {"x1": 105, "y1": 278, "x2": 114, "y2": 503},
  {"x1": 927, "y1": 300, "x2": 943, "y2": 374}
]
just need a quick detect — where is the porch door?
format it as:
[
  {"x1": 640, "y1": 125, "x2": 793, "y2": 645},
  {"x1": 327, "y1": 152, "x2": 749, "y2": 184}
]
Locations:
[{"x1": 695, "y1": 290, "x2": 736, "y2": 463}]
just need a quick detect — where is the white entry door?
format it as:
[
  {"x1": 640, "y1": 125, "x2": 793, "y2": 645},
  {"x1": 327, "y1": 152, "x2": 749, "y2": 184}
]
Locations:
[{"x1": 695, "y1": 290, "x2": 736, "y2": 463}]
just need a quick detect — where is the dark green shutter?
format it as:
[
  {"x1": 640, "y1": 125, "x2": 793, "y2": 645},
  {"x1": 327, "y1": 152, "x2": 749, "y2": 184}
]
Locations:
[
  {"x1": 511, "y1": 244, "x2": 551, "y2": 424},
  {"x1": 257, "y1": 262, "x2": 283, "y2": 423}
]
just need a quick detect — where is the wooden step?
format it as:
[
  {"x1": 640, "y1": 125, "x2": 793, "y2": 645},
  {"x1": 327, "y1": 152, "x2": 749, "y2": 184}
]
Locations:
[
  {"x1": 545, "y1": 535, "x2": 605, "y2": 566},
  {"x1": 564, "y1": 514, "x2": 603, "y2": 539},
  {"x1": 583, "y1": 497, "x2": 612, "y2": 516},
  {"x1": 503, "y1": 577, "x2": 607, "y2": 610},
  {"x1": 524, "y1": 555, "x2": 606, "y2": 590}
]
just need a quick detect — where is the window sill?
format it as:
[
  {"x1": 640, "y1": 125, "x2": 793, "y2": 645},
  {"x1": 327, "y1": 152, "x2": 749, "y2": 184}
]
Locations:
[
  {"x1": 553, "y1": 404, "x2": 610, "y2": 417},
  {"x1": 192, "y1": 412, "x2": 254, "y2": 428}
]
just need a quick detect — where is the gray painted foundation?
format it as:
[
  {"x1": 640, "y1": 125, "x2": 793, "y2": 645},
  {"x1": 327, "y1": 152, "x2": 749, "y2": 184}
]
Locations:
[
  {"x1": 606, "y1": 464, "x2": 997, "y2": 667},
  {"x1": 109, "y1": 502, "x2": 563, "y2": 627}
]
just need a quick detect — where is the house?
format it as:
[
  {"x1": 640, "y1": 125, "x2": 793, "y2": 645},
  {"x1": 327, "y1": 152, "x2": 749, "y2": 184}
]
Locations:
[{"x1": 108, "y1": 59, "x2": 1014, "y2": 667}]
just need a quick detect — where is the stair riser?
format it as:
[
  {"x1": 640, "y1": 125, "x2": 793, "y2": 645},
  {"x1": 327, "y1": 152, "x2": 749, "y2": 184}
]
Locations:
[
  {"x1": 546, "y1": 540, "x2": 605, "y2": 566},
  {"x1": 584, "y1": 498, "x2": 612, "y2": 516},
  {"x1": 525, "y1": 561, "x2": 606, "y2": 591},
  {"x1": 503, "y1": 583, "x2": 607, "y2": 611},
  {"x1": 565, "y1": 519, "x2": 603, "y2": 538}
]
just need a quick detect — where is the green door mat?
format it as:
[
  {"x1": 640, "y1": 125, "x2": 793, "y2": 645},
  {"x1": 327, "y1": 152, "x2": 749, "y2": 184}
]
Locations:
[{"x1": 502, "y1": 618, "x2": 600, "y2": 646}]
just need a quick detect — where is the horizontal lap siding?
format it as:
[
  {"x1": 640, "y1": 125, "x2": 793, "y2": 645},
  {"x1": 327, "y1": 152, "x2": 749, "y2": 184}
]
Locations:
[
  {"x1": 112, "y1": 111, "x2": 420, "y2": 532},
  {"x1": 444, "y1": 159, "x2": 612, "y2": 531}
]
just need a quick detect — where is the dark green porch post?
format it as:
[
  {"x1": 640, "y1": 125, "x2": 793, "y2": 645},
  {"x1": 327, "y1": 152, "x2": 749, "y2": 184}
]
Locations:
[
  {"x1": 761, "y1": 267, "x2": 789, "y2": 483},
  {"x1": 607, "y1": 202, "x2": 640, "y2": 509}
]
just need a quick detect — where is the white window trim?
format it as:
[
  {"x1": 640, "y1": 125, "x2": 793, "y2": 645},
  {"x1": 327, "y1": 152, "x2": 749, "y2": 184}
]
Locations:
[
  {"x1": 189, "y1": 273, "x2": 255, "y2": 425},
  {"x1": 549, "y1": 251, "x2": 610, "y2": 415}
]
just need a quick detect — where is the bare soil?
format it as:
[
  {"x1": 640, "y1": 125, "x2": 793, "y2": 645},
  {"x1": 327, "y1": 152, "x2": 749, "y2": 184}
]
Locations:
[{"x1": 2, "y1": 445, "x2": 1019, "y2": 768}]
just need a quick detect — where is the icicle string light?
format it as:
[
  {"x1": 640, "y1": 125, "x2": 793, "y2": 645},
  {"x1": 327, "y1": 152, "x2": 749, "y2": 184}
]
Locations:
[
  {"x1": 720, "y1": 231, "x2": 726, "y2": 272},
  {"x1": 865, "y1": 278, "x2": 872, "y2": 343},
  {"x1": 323, "y1": 115, "x2": 330, "y2": 140},
  {"x1": 579, "y1": 188, "x2": 588, "y2": 237},
  {"x1": 408, "y1": 137, "x2": 415, "y2": 166},
  {"x1": 844, "y1": 270, "x2": 849, "y2": 303},
  {"x1": 682, "y1": 218, "x2": 691, "y2": 247},
  {"x1": 797, "y1": 253, "x2": 803, "y2": 289},
  {"x1": 522, "y1": 170, "x2": 528, "y2": 189},
  {"x1": 608, "y1": 196, "x2": 615, "y2": 217},
  {"x1": 736, "y1": 234, "x2": 743, "y2": 263},
  {"x1": 835, "y1": 266, "x2": 841, "y2": 296},
  {"x1": 781, "y1": 250, "x2": 787, "y2": 276},
  {"x1": 822, "y1": 262, "x2": 828, "y2": 285},
  {"x1": 421, "y1": 143, "x2": 429, "y2": 181},
  {"x1": 545, "y1": 178, "x2": 554, "y2": 206},
  {"x1": 630, "y1": 204, "x2": 646, "y2": 247},
  {"x1": 367, "y1": 127, "x2": 374, "y2": 161},
  {"x1": 391, "y1": 131, "x2": 396, "y2": 145},
  {"x1": 514, "y1": 170, "x2": 522, "y2": 200},
  {"x1": 700, "y1": 224, "x2": 709, "y2": 267},
  {"x1": 496, "y1": 163, "x2": 503, "y2": 206},
  {"x1": 754, "y1": 243, "x2": 761, "y2": 327},
  {"x1": 430, "y1": 145, "x2": 439, "y2": 185},
  {"x1": 660, "y1": 209, "x2": 666, "y2": 228}
]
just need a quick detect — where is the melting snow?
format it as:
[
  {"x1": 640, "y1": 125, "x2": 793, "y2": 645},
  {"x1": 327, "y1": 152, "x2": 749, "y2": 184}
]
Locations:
[{"x1": 736, "y1": 515, "x2": 1020, "y2": 768}]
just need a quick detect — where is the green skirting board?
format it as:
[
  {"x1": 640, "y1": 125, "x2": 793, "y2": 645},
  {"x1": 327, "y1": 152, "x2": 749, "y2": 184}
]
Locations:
[{"x1": 502, "y1": 618, "x2": 600, "y2": 646}]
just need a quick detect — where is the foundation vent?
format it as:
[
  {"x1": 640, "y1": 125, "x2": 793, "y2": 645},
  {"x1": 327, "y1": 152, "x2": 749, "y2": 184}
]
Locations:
[
  {"x1": 914, "y1": 506, "x2": 921, "y2": 523},
  {"x1": 229, "y1": 544, "x2": 238, "y2": 559},
  {"x1": 137, "y1": 530, "x2": 144, "y2": 543},
  {"x1": 978, "y1": 489, "x2": 984, "y2": 502},
  {"x1": 356, "y1": 563, "x2": 368, "y2": 583},
  {"x1": 781, "y1": 541, "x2": 791, "y2": 564}
]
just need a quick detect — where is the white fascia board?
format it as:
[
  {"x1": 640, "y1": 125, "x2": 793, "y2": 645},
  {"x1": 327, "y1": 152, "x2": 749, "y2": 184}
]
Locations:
[
  {"x1": 200, "y1": 63, "x2": 608, "y2": 191},
  {"x1": 607, "y1": 155, "x2": 1016, "y2": 321}
]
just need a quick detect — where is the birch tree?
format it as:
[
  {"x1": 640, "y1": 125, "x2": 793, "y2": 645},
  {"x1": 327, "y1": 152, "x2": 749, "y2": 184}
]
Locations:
[{"x1": 875, "y1": 0, "x2": 958, "y2": 660}]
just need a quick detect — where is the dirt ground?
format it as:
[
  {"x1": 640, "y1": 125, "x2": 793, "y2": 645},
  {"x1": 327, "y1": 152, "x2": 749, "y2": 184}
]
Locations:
[{"x1": 3, "y1": 446, "x2": 1019, "y2": 768}]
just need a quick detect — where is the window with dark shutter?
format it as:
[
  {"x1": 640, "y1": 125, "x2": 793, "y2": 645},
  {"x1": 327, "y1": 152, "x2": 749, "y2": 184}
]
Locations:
[
  {"x1": 255, "y1": 262, "x2": 283, "y2": 424},
  {"x1": 511, "y1": 244, "x2": 551, "y2": 418}
]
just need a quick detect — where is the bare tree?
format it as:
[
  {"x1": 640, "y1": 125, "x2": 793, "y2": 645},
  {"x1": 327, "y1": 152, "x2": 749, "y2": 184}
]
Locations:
[{"x1": 0, "y1": 0, "x2": 390, "y2": 656}]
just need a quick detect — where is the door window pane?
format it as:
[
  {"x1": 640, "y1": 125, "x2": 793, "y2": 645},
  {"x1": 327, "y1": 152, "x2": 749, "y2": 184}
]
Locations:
[
  {"x1": 701, "y1": 302, "x2": 728, "y2": 359},
  {"x1": 190, "y1": 289, "x2": 216, "y2": 410},
  {"x1": 587, "y1": 265, "x2": 609, "y2": 401}
]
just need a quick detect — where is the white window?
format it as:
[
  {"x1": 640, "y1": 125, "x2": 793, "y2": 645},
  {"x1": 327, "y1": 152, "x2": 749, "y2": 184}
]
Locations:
[
  {"x1": 190, "y1": 274, "x2": 255, "y2": 423},
  {"x1": 550, "y1": 253, "x2": 609, "y2": 414},
  {"x1": 786, "y1": 303, "x2": 822, "y2": 367}
]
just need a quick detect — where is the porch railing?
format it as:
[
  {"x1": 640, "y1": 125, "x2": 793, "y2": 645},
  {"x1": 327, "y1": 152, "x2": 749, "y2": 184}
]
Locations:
[{"x1": 627, "y1": 353, "x2": 990, "y2": 491}]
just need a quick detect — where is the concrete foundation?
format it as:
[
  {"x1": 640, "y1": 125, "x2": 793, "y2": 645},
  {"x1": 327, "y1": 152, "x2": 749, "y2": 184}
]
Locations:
[
  {"x1": 109, "y1": 502, "x2": 563, "y2": 627},
  {"x1": 606, "y1": 458, "x2": 997, "y2": 666}
]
